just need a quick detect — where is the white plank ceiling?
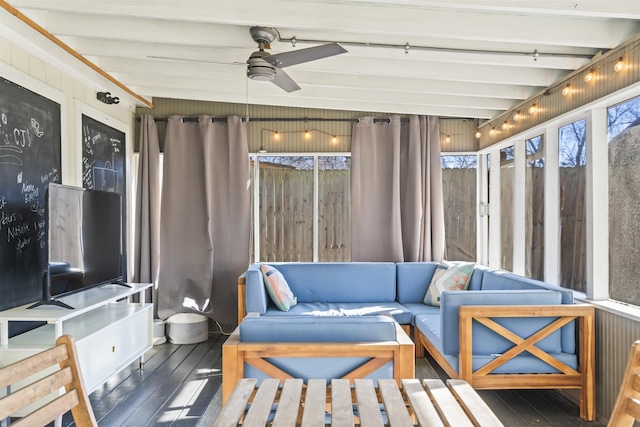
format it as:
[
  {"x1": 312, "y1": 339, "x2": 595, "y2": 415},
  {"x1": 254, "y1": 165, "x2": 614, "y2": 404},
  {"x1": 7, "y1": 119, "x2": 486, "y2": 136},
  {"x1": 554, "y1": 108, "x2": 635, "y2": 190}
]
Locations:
[{"x1": 5, "y1": 0, "x2": 640, "y2": 120}]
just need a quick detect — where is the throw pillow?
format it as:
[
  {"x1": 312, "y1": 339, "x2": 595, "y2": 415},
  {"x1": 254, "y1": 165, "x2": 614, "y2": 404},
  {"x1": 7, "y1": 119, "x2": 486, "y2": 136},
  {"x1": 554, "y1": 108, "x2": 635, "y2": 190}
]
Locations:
[
  {"x1": 423, "y1": 261, "x2": 475, "y2": 306},
  {"x1": 260, "y1": 264, "x2": 297, "y2": 311}
]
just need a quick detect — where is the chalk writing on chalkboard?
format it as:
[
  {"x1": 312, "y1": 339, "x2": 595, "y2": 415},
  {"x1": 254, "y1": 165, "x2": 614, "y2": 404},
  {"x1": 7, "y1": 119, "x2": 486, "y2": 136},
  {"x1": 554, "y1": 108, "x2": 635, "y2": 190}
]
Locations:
[
  {"x1": 0, "y1": 76, "x2": 62, "y2": 311},
  {"x1": 80, "y1": 114, "x2": 127, "y2": 279}
]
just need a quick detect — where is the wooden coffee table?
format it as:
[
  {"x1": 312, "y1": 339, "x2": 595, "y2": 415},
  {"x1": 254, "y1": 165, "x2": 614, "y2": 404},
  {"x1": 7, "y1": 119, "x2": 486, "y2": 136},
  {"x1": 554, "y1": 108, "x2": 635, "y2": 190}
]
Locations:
[{"x1": 212, "y1": 377, "x2": 503, "y2": 426}]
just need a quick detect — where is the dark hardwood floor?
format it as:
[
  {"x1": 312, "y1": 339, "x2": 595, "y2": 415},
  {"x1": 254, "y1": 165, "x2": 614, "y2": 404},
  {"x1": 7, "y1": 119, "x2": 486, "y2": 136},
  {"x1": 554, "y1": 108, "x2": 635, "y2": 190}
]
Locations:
[{"x1": 55, "y1": 333, "x2": 604, "y2": 426}]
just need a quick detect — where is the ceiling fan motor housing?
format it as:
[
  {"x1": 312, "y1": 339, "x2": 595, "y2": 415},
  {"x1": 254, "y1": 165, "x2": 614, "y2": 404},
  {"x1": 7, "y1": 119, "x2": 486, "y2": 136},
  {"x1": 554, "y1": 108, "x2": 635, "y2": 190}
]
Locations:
[{"x1": 247, "y1": 50, "x2": 277, "y2": 81}]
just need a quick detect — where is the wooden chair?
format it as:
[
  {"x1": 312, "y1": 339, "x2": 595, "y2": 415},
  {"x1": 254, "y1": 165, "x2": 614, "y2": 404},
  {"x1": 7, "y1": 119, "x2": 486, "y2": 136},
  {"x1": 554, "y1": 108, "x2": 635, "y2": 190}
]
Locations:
[
  {"x1": 609, "y1": 340, "x2": 640, "y2": 426},
  {"x1": 0, "y1": 334, "x2": 97, "y2": 426}
]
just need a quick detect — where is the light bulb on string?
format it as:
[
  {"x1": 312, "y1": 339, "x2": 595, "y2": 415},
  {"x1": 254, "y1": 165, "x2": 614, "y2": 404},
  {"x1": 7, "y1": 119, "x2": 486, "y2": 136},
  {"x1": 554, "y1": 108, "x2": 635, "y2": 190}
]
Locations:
[
  {"x1": 584, "y1": 70, "x2": 594, "y2": 83},
  {"x1": 489, "y1": 127, "x2": 496, "y2": 136},
  {"x1": 528, "y1": 103, "x2": 537, "y2": 114},
  {"x1": 445, "y1": 135, "x2": 451, "y2": 144},
  {"x1": 614, "y1": 57, "x2": 624, "y2": 72},
  {"x1": 273, "y1": 131, "x2": 280, "y2": 140},
  {"x1": 475, "y1": 131, "x2": 481, "y2": 139},
  {"x1": 304, "y1": 130, "x2": 311, "y2": 140},
  {"x1": 332, "y1": 135, "x2": 337, "y2": 144},
  {"x1": 513, "y1": 111, "x2": 521, "y2": 121},
  {"x1": 562, "y1": 84, "x2": 571, "y2": 96},
  {"x1": 501, "y1": 121, "x2": 508, "y2": 130}
]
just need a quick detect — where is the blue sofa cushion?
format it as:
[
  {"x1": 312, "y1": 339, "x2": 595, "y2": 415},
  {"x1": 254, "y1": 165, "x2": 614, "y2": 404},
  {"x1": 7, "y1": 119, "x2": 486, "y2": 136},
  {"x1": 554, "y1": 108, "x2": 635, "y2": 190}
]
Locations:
[
  {"x1": 440, "y1": 290, "x2": 563, "y2": 355},
  {"x1": 269, "y1": 262, "x2": 397, "y2": 303},
  {"x1": 480, "y1": 269, "x2": 576, "y2": 353},
  {"x1": 396, "y1": 262, "x2": 439, "y2": 303},
  {"x1": 239, "y1": 314, "x2": 398, "y2": 343},
  {"x1": 481, "y1": 270, "x2": 574, "y2": 304},
  {"x1": 260, "y1": 302, "x2": 413, "y2": 324},
  {"x1": 400, "y1": 302, "x2": 441, "y2": 325}
]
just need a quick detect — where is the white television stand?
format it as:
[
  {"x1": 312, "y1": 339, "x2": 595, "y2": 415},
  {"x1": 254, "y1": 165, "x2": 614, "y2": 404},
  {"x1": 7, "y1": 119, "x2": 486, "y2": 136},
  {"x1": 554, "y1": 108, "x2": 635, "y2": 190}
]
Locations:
[{"x1": 0, "y1": 282, "x2": 153, "y2": 396}]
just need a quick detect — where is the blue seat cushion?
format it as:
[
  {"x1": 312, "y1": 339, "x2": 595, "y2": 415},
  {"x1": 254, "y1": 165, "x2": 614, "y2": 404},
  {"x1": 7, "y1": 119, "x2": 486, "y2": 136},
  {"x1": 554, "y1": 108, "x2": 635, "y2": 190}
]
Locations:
[
  {"x1": 261, "y1": 302, "x2": 413, "y2": 325},
  {"x1": 239, "y1": 314, "x2": 398, "y2": 343},
  {"x1": 400, "y1": 302, "x2": 441, "y2": 325}
]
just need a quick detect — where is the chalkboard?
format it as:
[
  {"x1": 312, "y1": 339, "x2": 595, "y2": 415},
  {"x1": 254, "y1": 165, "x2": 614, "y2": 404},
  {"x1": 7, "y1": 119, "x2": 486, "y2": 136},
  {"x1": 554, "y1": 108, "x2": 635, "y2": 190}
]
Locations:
[
  {"x1": 0, "y1": 76, "x2": 62, "y2": 311},
  {"x1": 81, "y1": 114, "x2": 127, "y2": 279}
]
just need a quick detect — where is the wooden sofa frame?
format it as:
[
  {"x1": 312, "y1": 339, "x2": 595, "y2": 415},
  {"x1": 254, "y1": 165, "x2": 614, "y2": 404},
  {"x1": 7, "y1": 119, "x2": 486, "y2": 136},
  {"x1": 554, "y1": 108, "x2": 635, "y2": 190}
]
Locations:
[
  {"x1": 0, "y1": 334, "x2": 97, "y2": 426},
  {"x1": 222, "y1": 317, "x2": 415, "y2": 403},
  {"x1": 415, "y1": 304, "x2": 595, "y2": 421}
]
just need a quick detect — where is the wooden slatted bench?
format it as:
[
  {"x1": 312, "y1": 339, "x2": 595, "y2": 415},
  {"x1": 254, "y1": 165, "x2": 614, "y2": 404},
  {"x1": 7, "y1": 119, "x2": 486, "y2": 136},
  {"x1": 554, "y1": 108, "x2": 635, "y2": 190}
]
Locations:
[{"x1": 212, "y1": 377, "x2": 504, "y2": 427}]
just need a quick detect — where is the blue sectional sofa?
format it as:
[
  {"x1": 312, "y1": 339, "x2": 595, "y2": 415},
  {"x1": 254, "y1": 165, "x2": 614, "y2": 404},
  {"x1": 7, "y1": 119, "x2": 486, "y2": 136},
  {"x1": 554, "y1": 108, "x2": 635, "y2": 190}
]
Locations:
[{"x1": 236, "y1": 261, "x2": 595, "y2": 420}]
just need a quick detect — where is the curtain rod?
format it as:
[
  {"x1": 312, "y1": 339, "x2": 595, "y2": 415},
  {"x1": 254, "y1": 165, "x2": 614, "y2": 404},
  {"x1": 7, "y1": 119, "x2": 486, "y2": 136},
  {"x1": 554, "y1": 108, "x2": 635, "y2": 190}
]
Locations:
[{"x1": 137, "y1": 116, "x2": 469, "y2": 123}]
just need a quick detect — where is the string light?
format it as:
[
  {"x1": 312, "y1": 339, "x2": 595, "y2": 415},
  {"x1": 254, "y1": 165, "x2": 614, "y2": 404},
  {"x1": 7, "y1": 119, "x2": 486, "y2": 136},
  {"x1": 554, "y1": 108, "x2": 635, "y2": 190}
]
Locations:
[
  {"x1": 266, "y1": 128, "x2": 348, "y2": 144},
  {"x1": 445, "y1": 135, "x2": 451, "y2": 143},
  {"x1": 614, "y1": 57, "x2": 624, "y2": 72},
  {"x1": 475, "y1": 131, "x2": 481, "y2": 139},
  {"x1": 512, "y1": 111, "x2": 521, "y2": 121},
  {"x1": 584, "y1": 69, "x2": 594, "y2": 83},
  {"x1": 489, "y1": 127, "x2": 496, "y2": 136},
  {"x1": 501, "y1": 121, "x2": 508, "y2": 130},
  {"x1": 528, "y1": 103, "x2": 537, "y2": 114},
  {"x1": 561, "y1": 83, "x2": 571, "y2": 96}
]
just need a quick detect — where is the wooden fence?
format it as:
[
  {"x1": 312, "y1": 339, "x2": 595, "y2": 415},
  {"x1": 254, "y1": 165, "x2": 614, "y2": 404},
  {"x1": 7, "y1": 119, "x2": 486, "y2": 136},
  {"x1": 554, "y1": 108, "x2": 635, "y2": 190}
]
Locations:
[
  {"x1": 255, "y1": 168, "x2": 351, "y2": 262},
  {"x1": 252, "y1": 166, "x2": 479, "y2": 263},
  {"x1": 500, "y1": 166, "x2": 586, "y2": 290},
  {"x1": 442, "y1": 168, "x2": 476, "y2": 261}
]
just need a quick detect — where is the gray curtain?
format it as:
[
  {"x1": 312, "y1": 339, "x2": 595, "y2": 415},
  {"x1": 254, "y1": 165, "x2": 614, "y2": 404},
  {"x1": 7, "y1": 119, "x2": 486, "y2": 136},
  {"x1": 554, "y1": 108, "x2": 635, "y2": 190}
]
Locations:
[
  {"x1": 351, "y1": 115, "x2": 445, "y2": 262},
  {"x1": 157, "y1": 115, "x2": 250, "y2": 325},
  {"x1": 132, "y1": 115, "x2": 160, "y2": 312}
]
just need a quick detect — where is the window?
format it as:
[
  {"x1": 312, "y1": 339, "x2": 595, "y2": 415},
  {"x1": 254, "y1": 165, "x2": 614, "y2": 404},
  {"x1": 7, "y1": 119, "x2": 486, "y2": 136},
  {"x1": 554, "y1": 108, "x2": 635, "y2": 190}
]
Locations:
[
  {"x1": 558, "y1": 120, "x2": 586, "y2": 292},
  {"x1": 525, "y1": 136, "x2": 544, "y2": 280},
  {"x1": 500, "y1": 146, "x2": 514, "y2": 271},
  {"x1": 441, "y1": 155, "x2": 477, "y2": 261},
  {"x1": 252, "y1": 155, "x2": 350, "y2": 262},
  {"x1": 318, "y1": 156, "x2": 351, "y2": 261},
  {"x1": 608, "y1": 96, "x2": 640, "y2": 305}
]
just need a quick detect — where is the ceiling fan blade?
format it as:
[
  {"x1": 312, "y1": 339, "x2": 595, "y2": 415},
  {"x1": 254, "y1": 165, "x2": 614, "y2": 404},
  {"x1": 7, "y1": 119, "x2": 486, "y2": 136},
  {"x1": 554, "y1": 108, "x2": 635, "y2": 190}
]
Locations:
[
  {"x1": 265, "y1": 42, "x2": 347, "y2": 68},
  {"x1": 271, "y1": 68, "x2": 301, "y2": 92}
]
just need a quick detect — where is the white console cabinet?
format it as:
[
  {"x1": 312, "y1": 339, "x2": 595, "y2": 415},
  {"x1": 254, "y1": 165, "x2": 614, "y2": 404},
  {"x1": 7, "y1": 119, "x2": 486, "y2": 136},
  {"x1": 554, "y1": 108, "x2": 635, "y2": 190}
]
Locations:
[{"x1": 0, "y1": 283, "x2": 153, "y2": 394}]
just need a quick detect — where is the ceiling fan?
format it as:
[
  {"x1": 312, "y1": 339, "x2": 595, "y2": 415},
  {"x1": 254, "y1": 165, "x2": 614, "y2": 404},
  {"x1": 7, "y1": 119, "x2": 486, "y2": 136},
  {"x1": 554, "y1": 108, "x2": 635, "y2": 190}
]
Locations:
[{"x1": 246, "y1": 26, "x2": 347, "y2": 92}]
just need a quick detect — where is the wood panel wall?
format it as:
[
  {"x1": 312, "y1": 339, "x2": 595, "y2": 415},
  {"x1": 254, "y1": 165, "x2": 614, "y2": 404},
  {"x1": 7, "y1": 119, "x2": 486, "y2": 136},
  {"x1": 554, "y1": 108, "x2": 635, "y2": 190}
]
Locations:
[{"x1": 135, "y1": 97, "x2": 478, "y2": 153}]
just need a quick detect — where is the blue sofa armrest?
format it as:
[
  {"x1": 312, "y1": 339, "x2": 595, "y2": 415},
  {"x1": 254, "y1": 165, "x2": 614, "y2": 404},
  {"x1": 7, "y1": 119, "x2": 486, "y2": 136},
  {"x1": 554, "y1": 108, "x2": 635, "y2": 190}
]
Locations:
[
  {"x1": 440, "y1": 290, "x2": 563, "y2": 355},
  {"x1": 244, "y1": 264, "x2": 268, "y2": 317}
]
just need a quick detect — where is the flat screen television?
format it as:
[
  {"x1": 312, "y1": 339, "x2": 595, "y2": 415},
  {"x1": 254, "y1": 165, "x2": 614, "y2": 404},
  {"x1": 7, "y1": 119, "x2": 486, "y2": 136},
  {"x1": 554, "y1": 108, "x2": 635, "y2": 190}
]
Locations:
[{"x1": 30, "y1": 183, "x2": 126, "y2": 308}]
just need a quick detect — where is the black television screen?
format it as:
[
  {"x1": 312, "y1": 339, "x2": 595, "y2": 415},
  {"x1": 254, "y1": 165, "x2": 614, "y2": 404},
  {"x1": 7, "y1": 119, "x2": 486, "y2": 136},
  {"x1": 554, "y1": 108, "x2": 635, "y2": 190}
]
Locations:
[{"x1": 47, "y1": 183, "x2": 124, "y2": 298}]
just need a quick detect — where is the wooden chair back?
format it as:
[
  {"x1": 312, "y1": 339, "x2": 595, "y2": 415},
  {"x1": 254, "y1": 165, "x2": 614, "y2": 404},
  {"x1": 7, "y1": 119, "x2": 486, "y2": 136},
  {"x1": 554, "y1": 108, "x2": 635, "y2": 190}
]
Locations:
[
  {"x1": 0, "y1": 334, "x2": 97, "y2": 426},
  {"x1": 609, "y1": 340, "x2": 640, "y2": 426}
]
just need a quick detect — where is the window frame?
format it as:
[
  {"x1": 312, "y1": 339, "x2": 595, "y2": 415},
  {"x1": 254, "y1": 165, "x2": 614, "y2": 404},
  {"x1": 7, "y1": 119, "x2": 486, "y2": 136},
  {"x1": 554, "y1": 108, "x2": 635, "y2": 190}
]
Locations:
[
  {"x1": 478, "y1": 81, "x2": 640, "y2": 316},
  {"x1": 251, "y1": 152, "x2": 351, "y2": 263}
]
